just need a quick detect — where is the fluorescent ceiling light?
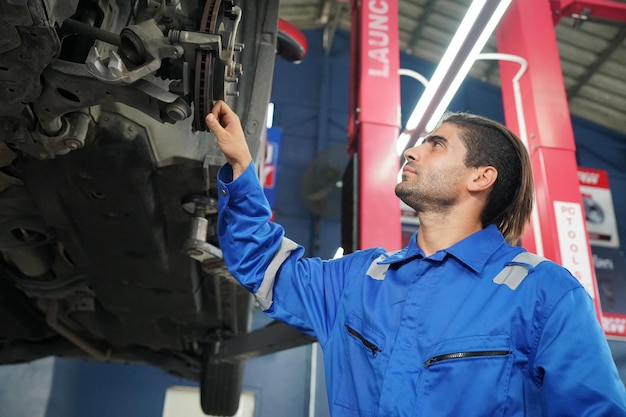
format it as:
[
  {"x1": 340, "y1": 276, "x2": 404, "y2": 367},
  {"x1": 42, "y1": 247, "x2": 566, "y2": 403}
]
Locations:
[{"x1": 398, "y1": 0, "x2": 513, "y2": 155}]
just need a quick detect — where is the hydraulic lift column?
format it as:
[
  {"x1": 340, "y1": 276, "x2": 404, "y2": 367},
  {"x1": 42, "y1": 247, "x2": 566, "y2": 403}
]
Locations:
[
  {"x1": 495, "y1": 0, "x2": 626, "y2": 320},
  {"x1": 343, "y1": 0, "x2": 402, "y2": 252}
]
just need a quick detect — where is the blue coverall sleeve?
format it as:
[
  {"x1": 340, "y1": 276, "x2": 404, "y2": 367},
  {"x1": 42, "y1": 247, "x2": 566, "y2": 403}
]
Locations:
[
  {"x1": 534, "y1": 283, "x2": 626, "y2": 416},
  {"x1": 216, "y1": 162, "x2": 359, "y2": 343}
]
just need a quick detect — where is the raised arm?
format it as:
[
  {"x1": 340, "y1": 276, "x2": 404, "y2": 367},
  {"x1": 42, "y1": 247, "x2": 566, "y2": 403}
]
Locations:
[
  {"x1": 205, "y1": 100, "x2": 252, "y2": 180},
  {"x1": 204, "y1": 101, "x2": 357, "y2": 342}
]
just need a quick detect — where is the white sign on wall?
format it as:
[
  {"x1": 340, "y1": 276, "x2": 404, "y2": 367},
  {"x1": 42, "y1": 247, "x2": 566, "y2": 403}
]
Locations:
[{"x1": 579, "y1": 167, "x2": 620, "y2": 248}]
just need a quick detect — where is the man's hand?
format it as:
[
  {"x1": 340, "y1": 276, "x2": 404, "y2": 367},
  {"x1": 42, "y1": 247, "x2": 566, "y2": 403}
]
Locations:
[{"x1": 205, "y1": 100, "x2": 253, "y2": 180}]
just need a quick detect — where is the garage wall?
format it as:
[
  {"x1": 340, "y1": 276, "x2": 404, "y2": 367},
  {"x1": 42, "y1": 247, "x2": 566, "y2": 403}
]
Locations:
[
  {"x1": 1, "y1": 27, "x2": 625, "y2": 417},
  {"x1": 269, "y1": 30, "x2": 351, "y2": 261}
]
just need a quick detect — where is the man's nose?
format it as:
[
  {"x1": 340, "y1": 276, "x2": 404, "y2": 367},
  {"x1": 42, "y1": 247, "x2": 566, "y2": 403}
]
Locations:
[{"x1": 403, "y1": 145, "x2": 419, "y2": 161}]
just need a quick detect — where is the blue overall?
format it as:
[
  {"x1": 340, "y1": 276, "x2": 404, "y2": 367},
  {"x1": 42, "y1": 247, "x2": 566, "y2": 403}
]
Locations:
[{"x1": 217, "y1": 163, "x2": 626, "y2": 417}]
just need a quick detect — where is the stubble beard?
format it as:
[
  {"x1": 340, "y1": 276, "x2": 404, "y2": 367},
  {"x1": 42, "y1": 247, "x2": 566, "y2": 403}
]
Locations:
[{"x1": 395, "y1": 174, "x2": 457, "y2": 215}]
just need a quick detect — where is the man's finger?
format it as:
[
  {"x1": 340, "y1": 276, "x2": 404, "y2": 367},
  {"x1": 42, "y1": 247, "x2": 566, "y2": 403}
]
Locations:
[
  {"x1": 212, "y1": 100, "x2": 232, "y2": 114},
  {"x1": 205, "y1": 112, "x2": 225, "y2": 134}
]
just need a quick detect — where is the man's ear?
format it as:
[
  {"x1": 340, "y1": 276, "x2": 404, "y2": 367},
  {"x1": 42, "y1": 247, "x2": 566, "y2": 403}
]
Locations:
[{"x1": 468, "y1": 166, "x2": 498, "y2": 192}]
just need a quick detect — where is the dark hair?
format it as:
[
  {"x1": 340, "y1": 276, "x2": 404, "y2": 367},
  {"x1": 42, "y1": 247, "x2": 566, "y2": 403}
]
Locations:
[{"x1": 438, "y1": 112, "x2": 534, "y2": 243}]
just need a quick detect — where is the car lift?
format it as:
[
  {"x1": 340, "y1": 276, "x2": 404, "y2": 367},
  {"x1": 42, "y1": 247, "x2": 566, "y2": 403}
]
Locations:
[
  {"x1": 211, "y1": 0, "x2": 626, "y2": 363},
  {"x1": 498, "y1": 0, "x2": 626, "y2": 331}
]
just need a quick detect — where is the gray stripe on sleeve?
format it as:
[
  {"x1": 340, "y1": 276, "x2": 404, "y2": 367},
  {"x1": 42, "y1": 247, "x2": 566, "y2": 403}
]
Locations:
[
  {"x1": 493, "y1": 252, "x2": 546, "y2": 290},
  {"x1": 366, "y1": 255, "x2": 389, "y2": 280},
  {"x1": 255, "y1": 237, "x2": 299, "y2": 311}
]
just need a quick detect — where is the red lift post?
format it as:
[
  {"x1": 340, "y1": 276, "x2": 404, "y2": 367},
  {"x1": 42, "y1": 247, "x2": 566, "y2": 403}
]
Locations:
[
  {"x1": 497, "y1": 0, "x2": 626, "y2": 325},
  {"x1": 346, "y1": 0, "x2": 402, "y2": 252}
]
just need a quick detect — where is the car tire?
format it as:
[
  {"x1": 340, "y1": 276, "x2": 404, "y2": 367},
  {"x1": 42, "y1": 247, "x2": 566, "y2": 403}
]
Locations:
[{"x1": 200, "y1": 353, "x2": 245, "y2": 416}]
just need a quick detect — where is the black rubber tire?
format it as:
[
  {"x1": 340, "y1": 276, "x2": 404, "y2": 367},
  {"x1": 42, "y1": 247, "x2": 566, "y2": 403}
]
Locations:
[{"x1": 200, "y1": 355, "x2": 245, "y2": 416}]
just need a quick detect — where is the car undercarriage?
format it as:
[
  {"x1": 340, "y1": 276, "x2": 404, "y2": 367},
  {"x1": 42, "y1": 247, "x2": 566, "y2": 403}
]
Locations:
[{"x1": 0, "y1": 0, "x2": 285, "y2": 414}]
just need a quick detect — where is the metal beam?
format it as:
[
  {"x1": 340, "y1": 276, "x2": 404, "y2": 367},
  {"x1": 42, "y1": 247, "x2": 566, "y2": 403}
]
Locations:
[
  {"x1": 210, "y1": 321, "x2": 316, "y2": 364},
  {"x1": 407, "y1": 0, "x2": 438, "y2": 54},
  {"x1": 566, "y1": 28, "x2": 626, "y2": 99},
  {"x1": 319, "y1": 0, "x2": 335, "y2": 24},
  {"x1": 323, "y1": 1, "x2": 347, "y2": 53}
]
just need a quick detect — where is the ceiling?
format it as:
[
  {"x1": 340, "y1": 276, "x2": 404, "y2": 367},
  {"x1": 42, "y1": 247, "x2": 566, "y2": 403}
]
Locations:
[{"x1": 277, "y1": 0, "x2": 626, "y2": 136}]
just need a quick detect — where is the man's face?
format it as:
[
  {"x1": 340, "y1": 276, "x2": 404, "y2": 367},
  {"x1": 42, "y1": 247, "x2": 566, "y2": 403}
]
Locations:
[{"x1": 395, "y1": 122, "x2": 472, "y2": 214}]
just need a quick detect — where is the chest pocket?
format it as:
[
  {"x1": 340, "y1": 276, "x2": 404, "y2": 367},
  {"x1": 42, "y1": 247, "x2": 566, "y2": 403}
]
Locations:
[
  {"x1": 334, "y1": 314, "x2": 387, "y2": 416},
  {"x1": 417, "y1": 334, "x2": 514, "y2": 417}
]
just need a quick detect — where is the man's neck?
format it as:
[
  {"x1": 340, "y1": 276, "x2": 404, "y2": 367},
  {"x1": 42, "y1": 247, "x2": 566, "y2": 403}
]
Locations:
[{"x1": 416, "y1": 212, "x2": 483, "y2": 257}]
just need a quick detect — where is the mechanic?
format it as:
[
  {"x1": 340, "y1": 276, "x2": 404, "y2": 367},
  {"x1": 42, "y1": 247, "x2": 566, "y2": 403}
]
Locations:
[{"x1": 205, "y1": 100, "x2": 626, "y2": 416}]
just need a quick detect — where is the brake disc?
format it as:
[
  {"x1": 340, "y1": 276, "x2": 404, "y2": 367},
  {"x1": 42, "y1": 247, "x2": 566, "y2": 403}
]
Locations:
[{"x1": 193, "y1": 0, "x2": 239, "y2": 131}]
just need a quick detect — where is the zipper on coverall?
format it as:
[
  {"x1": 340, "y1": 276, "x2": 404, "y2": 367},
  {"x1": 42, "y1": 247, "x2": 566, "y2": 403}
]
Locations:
[
  {"x1": 424, "y1": 350, "x2": 511, "y2": 368},
  {"x1": 345, "y1": 324, "x2": 382, "y2": 357}
]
